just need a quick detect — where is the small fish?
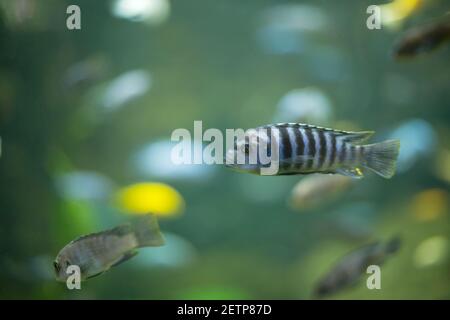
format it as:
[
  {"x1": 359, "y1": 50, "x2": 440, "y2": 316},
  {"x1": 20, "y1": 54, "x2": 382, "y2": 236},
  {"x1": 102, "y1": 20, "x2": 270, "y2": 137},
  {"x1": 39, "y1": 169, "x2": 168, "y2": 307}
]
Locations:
[
  {"x1": 225, "y1": 123, "x2": 400, "y2": 178},
  {"x1": 290, "y1": 174, "x2": 354, "y2": 210},
  {"x1": 313, "y1": 237, "x2": 401, "y2": 298},
  {"x1": 53, "y1": 214, "x2": 164, "y2": 282},
  {"x1": 393, "y1": 19, "x2": 450, "y2": 59}
]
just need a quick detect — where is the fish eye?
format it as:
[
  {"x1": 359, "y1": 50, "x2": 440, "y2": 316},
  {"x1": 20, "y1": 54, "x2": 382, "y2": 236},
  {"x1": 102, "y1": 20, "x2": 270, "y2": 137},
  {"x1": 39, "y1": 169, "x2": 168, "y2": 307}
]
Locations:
[
  {"x1": 53, "y1": 261, "x2": 60, "y2": 272},
  {"x1": 65, "y1": 260, "x2": 71, "y2": 268},
  {"x1": 240, "y1": 143, "x2": 250, "y2": 154}
]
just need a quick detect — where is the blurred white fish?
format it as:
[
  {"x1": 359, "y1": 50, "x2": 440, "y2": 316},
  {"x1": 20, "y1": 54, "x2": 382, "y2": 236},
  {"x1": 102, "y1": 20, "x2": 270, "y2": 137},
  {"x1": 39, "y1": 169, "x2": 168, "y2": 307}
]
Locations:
[
  {"x1": 55, "y1": 170, "x2": 115, "y2": 201},
  {"x1": 290, "y1": 174, "x2": 354, "y2": 210},
  {"x1": 63, "y1": 55, "x2": 109, "y2": 90},
  {"x1": 388, "y1": 119, "x2": 437, "y2": 172},
  {"x1": 101, "y1": 70, "x2": 152, "y2": 111},
  {"x1": 133, "y1": 232, "x2": 197, "y2": 268},
  {"x1": 273, "y1": 88, "x2": 333, "y2": 125},
  {"x1": 257, "y1": 4, "x2": 328, "y2": 54},
  {"x1": 133, "y1": 140, "x2": 215, "y2": 181},
  {"x1": 112, "y1": 0, "x2": 170, "y2": 25}
]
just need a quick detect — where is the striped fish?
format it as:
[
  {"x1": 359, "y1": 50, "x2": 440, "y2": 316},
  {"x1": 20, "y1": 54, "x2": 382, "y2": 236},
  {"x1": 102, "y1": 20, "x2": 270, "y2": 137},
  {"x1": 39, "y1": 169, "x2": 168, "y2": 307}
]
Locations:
[{"x1": 225, "y1": 123, "x2": 400, "y2": 178}]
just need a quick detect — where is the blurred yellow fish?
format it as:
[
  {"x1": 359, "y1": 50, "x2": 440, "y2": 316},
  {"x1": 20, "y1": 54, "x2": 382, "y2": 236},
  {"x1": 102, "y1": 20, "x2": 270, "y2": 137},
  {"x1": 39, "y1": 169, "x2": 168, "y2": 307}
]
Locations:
[
  {"x1": 381, "y1": 0, "x2": 423, "y2": 28},
  {"x1": 116, "y1": 182, "x2": 185, "y2": 217},
  {"x1": 54, "y1": 214, "x2": 164, "y2": 282}
]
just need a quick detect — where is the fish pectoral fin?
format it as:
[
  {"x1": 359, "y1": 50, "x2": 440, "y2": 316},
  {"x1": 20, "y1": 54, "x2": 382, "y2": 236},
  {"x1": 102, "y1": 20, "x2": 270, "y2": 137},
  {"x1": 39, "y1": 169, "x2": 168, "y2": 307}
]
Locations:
[
  {"x1": 336, "y1": 167, "x2": 364, "y2": 178},
  {"x1": 86, "y1": 271, "x2": 105, "y2": 280},
  {"x1": 111, "y1": 250, "x2": 139, "y2": 268}
]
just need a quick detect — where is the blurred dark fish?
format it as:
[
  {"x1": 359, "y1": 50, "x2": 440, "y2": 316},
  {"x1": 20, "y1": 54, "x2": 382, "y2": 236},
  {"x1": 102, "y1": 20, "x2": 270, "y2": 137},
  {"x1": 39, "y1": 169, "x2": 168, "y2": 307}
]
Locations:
[
  {"x1": 54, "y1": 214, "x2": 164, "y2": 282},
  {"x1": 225, "y1": 123, "x2": 400, "y2": 178},
  {"x1": 393, "y1": 18, "x2": 450, "y2": 59},
  {"x1": 63, "y1": 55, "x2": 109, "y2": 90},
  {"x1": 313, "y1": 237, "x2": 401, "y2": 298},
  {"x1": 290, "y1": 174, "x2": 353, "y2": 210}
]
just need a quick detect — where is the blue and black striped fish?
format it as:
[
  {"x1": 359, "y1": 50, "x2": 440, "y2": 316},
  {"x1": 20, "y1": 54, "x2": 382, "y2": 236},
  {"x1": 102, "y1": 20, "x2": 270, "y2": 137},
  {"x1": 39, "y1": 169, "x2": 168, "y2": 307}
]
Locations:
[{"x1": 225, "y1": 123, "x2": 400, "y2": 178}]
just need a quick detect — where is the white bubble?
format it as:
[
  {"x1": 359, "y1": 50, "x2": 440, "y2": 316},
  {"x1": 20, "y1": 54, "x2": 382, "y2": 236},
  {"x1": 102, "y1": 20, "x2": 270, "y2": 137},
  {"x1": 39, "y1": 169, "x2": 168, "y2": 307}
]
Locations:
[{"x1": 112, "y1": 0, "x2": 170, "y2": 25}]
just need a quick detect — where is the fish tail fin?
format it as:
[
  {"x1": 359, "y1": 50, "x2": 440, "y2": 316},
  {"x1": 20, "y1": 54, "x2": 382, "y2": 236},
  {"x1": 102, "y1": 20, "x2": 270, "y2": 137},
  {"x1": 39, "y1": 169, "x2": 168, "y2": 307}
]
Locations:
[
  {"x1": 131, "y1": 214, "x2": 165, "y2": 248},
  {"x1": 361, "y1": 139, "x2": 400, "y2": 179},
  {"x1": 386, "y1": 236, "x2": 402, "y2": 255}
]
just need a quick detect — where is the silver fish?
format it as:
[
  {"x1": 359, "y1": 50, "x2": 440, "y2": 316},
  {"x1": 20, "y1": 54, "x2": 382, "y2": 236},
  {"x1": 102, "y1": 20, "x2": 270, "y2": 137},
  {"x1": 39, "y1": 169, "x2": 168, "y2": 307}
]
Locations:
[
  {"x1": 225, "y1": 123, "x2": 400, "y2": 178},
  {"x1": 53, "y1": 214, "x2": 164, "y2": 282},
  {"x1": 313, "y1": 237, "x2": 401, "y2": 298}
]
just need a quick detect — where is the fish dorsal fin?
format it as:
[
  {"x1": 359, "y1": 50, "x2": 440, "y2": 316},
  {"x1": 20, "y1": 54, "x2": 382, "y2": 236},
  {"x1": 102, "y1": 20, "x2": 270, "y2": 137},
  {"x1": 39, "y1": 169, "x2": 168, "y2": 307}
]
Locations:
[
  {"x1": 69, "y1": 225, "x2": 132, "y2": 245},
  {"x1": 263, "y1": 123, "x2": 374, "y2": 142},
  {"x1": 339, "y1": 131, "x2": 374, "y2": 144},
  {"x1": 336, "y1": 167, "x2": 365, "y2": 178}
]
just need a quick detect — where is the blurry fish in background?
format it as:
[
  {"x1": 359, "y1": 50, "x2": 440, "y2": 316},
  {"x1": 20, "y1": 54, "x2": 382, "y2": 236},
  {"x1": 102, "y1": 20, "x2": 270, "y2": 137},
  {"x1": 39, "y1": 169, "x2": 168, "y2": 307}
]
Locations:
[
  {"x1": 313, "y1": 237, "x2": 401, "y2": 298},
  {"x1": 413, "y1": 235, "x2": 448, "y2": 268},
  {"x1": 101, "y1": 69, "x2": 152, "y2": 111},
  {"x1": 55, "y1": 170, "x2": 115, "y2": 201},
  {"x1": 63, "y1": 55, "x2": 109, "y2": 90},
  {"x1": 0, "y1": 0, "x2": 46, "y2": 31},
  {"x1": 225, "y1": 123, "x2": 400, "y2": 178},
  {"x1": 133, "y1": 140, "x2": 215, "y2": 181},
  {"x1": 54, "y1": 214, "x2": 164, "y2": 282},
  {"x1": 273, "y1": 88, "x2": 333, "y2": 125},
  {"x1": 380, "y1": 0, "x2": 424, "y2": 29},
  {"x1": 111, "y1": 0, "x2": 170, "y2": 25},
  {"x1": 257, "y1": 4, "x2": 328, "y2": 55},
  {"x1": 387, "y1": 118, "x2": 436, "y2": 173},
  {"x1": 1, "y1": 255, "x2": 55, "y2": 283},
  {"x1": 323, "y1": 202, "x2": 377, "y2": 241},
  {"x1": 289, "y1": 174, "x2": 354, "y2": 211},
  {"x1": 410, "y1": 188, "x2": 448, "y2": 222},
  {"x1": 134, "y1": 232, "x2": 197, "y2": 268},
  {"x1": 435, "y1": 148, "x2": 450, "y2": 184},
  {"x1": 116, "y1": 182, "x2": 184, "y2": 217},
  {"x1": 393, "y1": 18, "x2": 450, "y2": 59}
]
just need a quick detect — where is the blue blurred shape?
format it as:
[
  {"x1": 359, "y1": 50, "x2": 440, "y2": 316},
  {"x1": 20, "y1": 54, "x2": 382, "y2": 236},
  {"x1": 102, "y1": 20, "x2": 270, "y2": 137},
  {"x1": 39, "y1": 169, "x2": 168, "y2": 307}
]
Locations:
[
  {"x1": 257, "y1": 4, "x2": 328, "y2": 54},
  {"x1": 273, "y1": 87, "x2": 333, "y2": 125},
  {"x1": 102, "y1": 70, "x2": 152, "y2": 110},
  {"x1": 134, "y1": 232, "x2": 197, "y2": 268},
  {"x1": 133, "y1": 140, "x2": 215, "y2": 180},
  {"x1": 55, "y1": 170, "x2": 115, "y2": 200},
  {"x1": 388, "y1": 119, "x2": 437, "y2": 172}
]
